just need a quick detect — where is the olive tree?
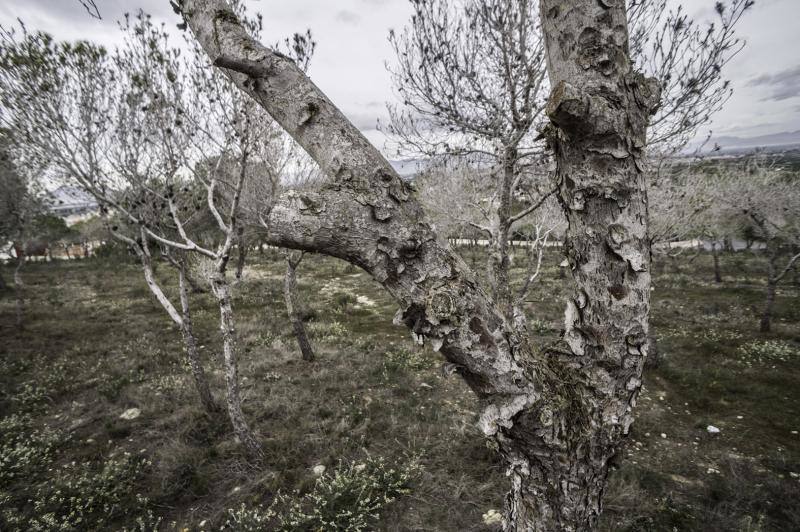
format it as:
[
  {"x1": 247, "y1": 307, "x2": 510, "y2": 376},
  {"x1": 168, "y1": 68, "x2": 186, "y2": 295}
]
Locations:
[
  {"x1": 0, "y1": 20, "x2": 226, "y2": 421},
  {"x1": 714, "y1": 158, "x2": 800, "y2": 332},
  {"x1": 0, "y1": 131, "x2": 44, "y2": 327},
  {"x1": 181, "y1": 0, "x2": 660, "y2": 528}
]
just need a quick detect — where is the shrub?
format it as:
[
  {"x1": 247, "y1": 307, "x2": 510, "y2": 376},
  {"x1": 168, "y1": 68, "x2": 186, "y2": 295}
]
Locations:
[
  {"x1": 23, "y1": 453, "x2": 153, "y2": 531},
  {"x1": 0, "y1": 414, "x2": 63, "y2": 486},
  {"x1": 223, "y1": 457, "x2": 421, "y2": 532},
  {"x1": 333, "y1": 292, "x2": 357, "y2": 313},
  {"x1": 384, "y1": 347, "x2": 436, "y2": 372},
  {"x1": 309, "y1": 320, "x2": 348, "y2": 343},
  {"x1": 736, "y1": 340, "x2": 798, "y2": 367}
]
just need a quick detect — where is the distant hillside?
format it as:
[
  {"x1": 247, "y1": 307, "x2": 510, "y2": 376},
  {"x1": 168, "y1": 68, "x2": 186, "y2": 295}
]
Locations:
[{"x1": 692, "y1": 130, "x2": 800, "y2": 153}]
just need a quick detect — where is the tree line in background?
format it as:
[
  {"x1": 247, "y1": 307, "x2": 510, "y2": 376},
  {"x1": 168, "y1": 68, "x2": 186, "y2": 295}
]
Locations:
[{"x1": 1, "y1": 0, "x2": 798, "y2": 529}]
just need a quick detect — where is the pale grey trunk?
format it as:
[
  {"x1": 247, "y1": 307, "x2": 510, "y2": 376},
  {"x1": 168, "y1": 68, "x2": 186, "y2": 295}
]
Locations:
[
  {"x1": 210, "y1": 267, "x2": 263, "y2": 457},
  {"x1": 178, "y1": 265, "x2": 220, "y2": 413},
  {"x1": 183, "y1": 1, "x2": 656, "y2": 528},
  {"x1": 284, "y1": 254, "x2": 315, "y2": 362}
]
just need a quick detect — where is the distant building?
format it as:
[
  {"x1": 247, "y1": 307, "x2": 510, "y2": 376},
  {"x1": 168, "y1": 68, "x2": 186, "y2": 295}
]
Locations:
[{"x1": 46, "y1": 185, "x2": 99, "y2": 226}]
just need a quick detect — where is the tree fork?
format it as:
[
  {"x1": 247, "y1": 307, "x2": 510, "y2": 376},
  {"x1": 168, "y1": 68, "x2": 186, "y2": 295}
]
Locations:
[{"x1": 182, "y1": 0, "x2": 658, "y2": 528}]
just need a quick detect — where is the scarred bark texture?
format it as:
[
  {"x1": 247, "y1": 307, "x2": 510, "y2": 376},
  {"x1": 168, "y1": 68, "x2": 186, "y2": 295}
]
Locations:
[
  {"x1": 498, "y1": 1, "x2": 659, "y2": 527},
  {"x1": 182, "y1": 0, "x2": 656, "y2": 528}
]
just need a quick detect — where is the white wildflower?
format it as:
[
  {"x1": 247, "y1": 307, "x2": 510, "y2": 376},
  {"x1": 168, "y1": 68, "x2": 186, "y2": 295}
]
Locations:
[
  {"x1": 482, "y1": 509, "x2": 502, "y2": 525},
  {"x1": 119, "y1": 408, "x2": 141, "y2": 420}
]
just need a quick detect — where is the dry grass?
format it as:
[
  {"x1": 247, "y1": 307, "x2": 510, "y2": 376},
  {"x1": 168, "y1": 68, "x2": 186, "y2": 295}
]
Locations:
[{"x1": 0, "y1": 248, "x2": 798, "y2": 530}]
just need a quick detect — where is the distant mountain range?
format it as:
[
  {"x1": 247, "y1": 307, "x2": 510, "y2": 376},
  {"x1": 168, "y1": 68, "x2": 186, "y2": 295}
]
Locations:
[
  {"x1": 695, "y1": 130, "x2": 800, "y2": 153},
  {"x1": 389, "y1": 131, "x2": 800, "y2": 168}
]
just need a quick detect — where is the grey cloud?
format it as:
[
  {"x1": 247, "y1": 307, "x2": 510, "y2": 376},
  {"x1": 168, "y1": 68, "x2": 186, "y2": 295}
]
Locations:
[
  {"x1": 335, "y1": 10, "x2": 360, "y2": 24},
  {"x1": 748, "y1": 65, "x2": 800, "y2": 101},
  {"x1": 24, "y1": 0, "x2": 173, "y2": 23}
]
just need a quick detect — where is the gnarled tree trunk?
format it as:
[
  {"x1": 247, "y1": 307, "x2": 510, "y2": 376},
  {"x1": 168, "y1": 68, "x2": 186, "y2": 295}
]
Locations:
[
  {"x1": 284, "y1": 252, "x2": 315, "y2": 362},
  {"x1": 183, "y1": 0, "x2": 656, "y2": 527}
]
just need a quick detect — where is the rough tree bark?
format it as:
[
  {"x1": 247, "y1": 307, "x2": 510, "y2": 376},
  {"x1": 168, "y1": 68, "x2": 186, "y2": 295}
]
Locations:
[
  {"x1": 283, "y1": 251, "x2": 315, "y2": 362},
  {"x1": 183, "y1": 0, "x2": 657, "y2": 528}
]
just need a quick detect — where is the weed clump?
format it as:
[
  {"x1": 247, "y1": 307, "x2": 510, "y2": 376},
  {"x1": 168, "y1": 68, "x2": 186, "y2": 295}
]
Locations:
[
  {"x1": 2, "y1": 452, "x2": 158, "y2": 531},
  {"x1": 0, "y1": 414, "x2": 63, "y2": 485},
  {"x1": 222, "y1": 456, "x2": 420, "y2": 531},
  {"x1": 736, "y1": 340, "x2": 798, "y2": 367},
  {"x1": 384, "y1": 347, "x2": 436, "y2": 372}
]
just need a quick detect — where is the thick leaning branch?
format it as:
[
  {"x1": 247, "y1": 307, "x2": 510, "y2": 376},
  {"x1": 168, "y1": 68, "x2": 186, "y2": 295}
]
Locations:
[{"x1": 181, "y1": 0, "x2": 544, "y2": 433}]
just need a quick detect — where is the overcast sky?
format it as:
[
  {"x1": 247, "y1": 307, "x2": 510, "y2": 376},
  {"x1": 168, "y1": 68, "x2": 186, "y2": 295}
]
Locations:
[{"x1": 1, "y1": 0, "x2": 798, "y2": 152}]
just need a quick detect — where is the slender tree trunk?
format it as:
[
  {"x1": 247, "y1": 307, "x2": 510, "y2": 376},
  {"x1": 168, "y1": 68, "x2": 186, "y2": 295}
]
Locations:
[
  {"x1": 210, "y1": 267, "x2": 263, "y2": 458},
  {"x1": 178, "y1": 265, "x2": 220, "y2": 413},
  {"x1": 235, "y1": 228, "x2": 247, "y2": 281},
  {"x1": 14, "y1": 252, "x2": 25, "y2": 330},
  {"x1": 284, "y1": 253, "x2": 315, "y2": 362},
  {"x1": 712, "y1": 242, "x2": 722, "y2": 283},
  {"x1": 760, "y1": 279, "x2": 776, "y2": 333},
  {"x1": 488, "y1": 148, "x2": 516, "y2": 321},
  {"x1": 0, "y1": 269, "x2": 7, "y2": 291},
  {"x1": 760, "y1": 252, "x2": 777, "y2": 333}
]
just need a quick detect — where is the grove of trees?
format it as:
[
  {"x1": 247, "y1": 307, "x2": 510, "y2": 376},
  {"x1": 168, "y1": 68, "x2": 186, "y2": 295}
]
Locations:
[{"x1": 1, "y1": 0, "x2": 797, "y2": 530}]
